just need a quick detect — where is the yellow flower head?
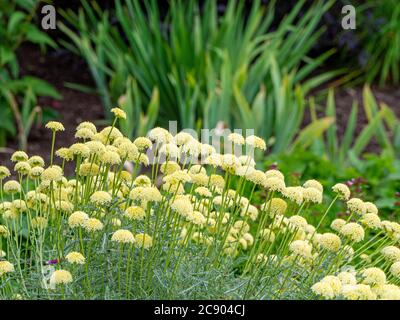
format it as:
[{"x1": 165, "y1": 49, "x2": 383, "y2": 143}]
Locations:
[
  {"x1": 133, "y1": 137, "x2": 153, "y2": 152},
  {"x1": 3, "y1": 180, "x2": 21, "y2": 194},
  {"x1": 0, "y1": 225, "x2": 10, "y2": 237},
  {"x1": 65, "y1": 252, "x2": 85, "y2": 265},
  {"x1": 318, "y1": 233, "x2": 341, "y2": 252},
  {"x1": 332, "y1": 183, "x2": 351, "y2": 200},
  {"x1": 55, "y1": 148, "x2": 74, "y2": 161},
  {"x1": 173, "y1": 131, "x2": 194, "y2": 145},
  {"x1": 112, "y1": 229, "x2": 135, "y2": 244},
  {"x1": 302, "y1": 187, "x2": 323, "y2": 204},
  {"x1": 338, "y1": 271, "x2": 357, "y2": 285},
  {"x1": 289, "y1": 240, "x2": 313, "y2": 259},
  {"x1": 83, "y1": 218, "x2": 104, "y2": 232},
  {"x1": 68, "y1": 211, "x2": 89, "y2": 228},
  {"x1": 90, "y1": 191, "x2": 112, "y2": 205},
  {"x1": 111, "y1": 107, "x2": 127, "y2": 119},
  {"x1": 303, "y1": 179, "x2": 323, "y2": 193},
  {"x1": 347, "y1": 198, "x2": 366, "y2": 216},
  {"x1": 0, "y1": 166, "x2": 11, "y2": 180},
  {"x1": 360, "y1": 213, "x2": 381, "y2": 229},
  {"x1": 320, "y1": 275, "x2": 342, "y2": 296},
  {"x1": 228, "y1": 133, "x2": 245, "y2": 145},
  {"x1": 364, "y1": 202, "x2": 378, "y2": 215},
  {"x1": 69, "y1": 143, "x2": 90, "y2": 158},
  {"x1": 264, "y1": 177, "x2": 285, "y2": 192},
  {"x1": 381, "y1": 246, "x2": 400, "y2": 262},
  {"x1": 282, "y1": 186, "x2": 303, "y2": 205},
  {"x1": 147, "y1": 127, "x2": 173, "y2": 144},
  {"x1": 11, "y1": 151, "x2": 28, "y2": 162},
  {"x1": 390, "y1": 262, "x2": 400, "y2": 279},
  {"x1": 135, "y1": 233, "x2": 153, "y2": 249},
  {"x1": 361, "y1": 267, "x2": 386, "y2": 286},
  {"x1": 50, "y1": 270, "x2": 73, "y2": 286},
  {"x1": 330, "y1": 218, "x2": 346, "y2": 232},
  {"x1": 311, "y1": 281, "x2": 335, "y2": 299},
  {"x1": 77, "y1": 121, "x2": 97, "y2": 134},
  {"x1": 14, "y1": 161, "x2": 31, "y2": 175},
  {"x1": 340, "y1": 222, "x2": 365, "y2": 242},
  {"x1": 245, "y1": 135, "x2": 266, "y2": 150},
  {"x1": 0, "y1": 260, "x2": 14, "y2": 276},
  {"x1": 28, "y1": 156, "x2": 45, "y2": 168},
  {"x1": 45, "y1": 121, "x2": 65, "y2": 132},
  {"x1": 41, "y1": 166, "x2": 63, "y2": 182},
  {"x1": 75, "y1": 128, "x2": 94, "y2": 140}
]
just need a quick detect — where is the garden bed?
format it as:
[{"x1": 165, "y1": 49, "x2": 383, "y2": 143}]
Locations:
[{"x1": 1, "y1": 44, "x2": 399, "y2": 169}]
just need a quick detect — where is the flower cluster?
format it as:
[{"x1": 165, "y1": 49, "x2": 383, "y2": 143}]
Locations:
[{"x1": 0, "y1": 108, "x2": 399, "y2": 300}]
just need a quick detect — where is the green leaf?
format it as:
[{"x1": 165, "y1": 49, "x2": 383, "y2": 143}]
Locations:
[{"x1": 291, "y1": 117, "x2": 334, "y2": 151}]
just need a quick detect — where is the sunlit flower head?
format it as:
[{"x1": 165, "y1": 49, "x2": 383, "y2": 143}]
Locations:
[
  {"x1": 339, "y1": 222, "x2": 365, "y2": 242},
  {"x1": 0, "y1": 166, "x2": 11, "y2": 180},
  {"x1": 0, "y1": 260, "x2": 15, "y2": 276},
  {"x1": 111, "y1": 107, "x2": 127, "y2": 119},
  {"x1": 173, "y1": 132, "x2": 194, "y2": 145},
  {"x1": 330, "y1": 218, "x2": 346, "y2": 232},
  {"x1": 361, "y1": 267, "x2": 386, "y2": 286},
  {"x1": 160, "y1": 161, "x2": 181, "y2": 175},
  {"x1": 282, "y1": 186, "x2": 303, "y2": 205},
  {"x1": 338, "y1": 271, "x2": 357, "y2": 285},
  {"x1": 76, "y1": 121, "x2": 97, "y2": 134},
  {"x1": 341, "y1": 284, "x2": 376, "y2": 300},
  {"x1": 364, "y1": 202, "x2": 378, "y2": 215},
  {"x1": 65, "y1": 252, "x2": 85, "y2": 265},
  {"x1": 317, "y1": 233, "x2": 341, "y2": 252},
  {"x1": 347, "y1": 198, "x2": 366, "y2": 216},
  {"x1": 11, "y1": 151, "x2": 28, "y2": 162},
  {"x1": 332, "y1": 183, "x2": 350, "y2": 200},
  {"x1": 70, "y1": 143, "x2": 90, "y2": 158},
  {"x1": 302, "y1": 187, "x2": 322, "y2": 204},
  {"x1": 311, "y1": 281, "x2": 335, "y2": 299},
  {"x1": 68, "y1": 211, "x2": 89, "y2": 228},
  {"x1": 390, "y1": 262, "x2": 400, "y2": 279},
  {"x1": 147, "y1": 127, "x2": 173, "y2": 144},
  {"x1": 238, "y1": 155, "x2": 256, "y2": 167},
  {"x1": 135, "y1": 233, "x2": 153, "y2": 249},
  {"x1": 0, "y1": 225, "x2": 10, "y2": 237},
  {"x1": 228, "y1": 133, "x2": 245, "y2": 145},
  {"x1": 360, "y1": 213, "x2": 381, "y2": 229},
  {"x1": 245, "y1": 135, "x2": 266, "y2": 150},
  {"x1": 303, "y1": 179, "x2": 323, "y2": 193},
  {"x1": 289, "y1": 240, "x2": 313, "y2": 259},
  {"x1": 41, "y1": 166, "x2": 63, "y2": 182},
  {"x1": 112, "y1": 229, "x2": 135, "y2": 244},
  {"x1": 381, "y1": 246, "x2": 400, "y2": 262},
  {"x1": 14, "y1": 161, "x2": 31, "y2": 175},
  {"x1": 50, "y1": 270, "x2": 73, "y2": 286},
  {"x1": 55, "y1": 148, "x2": 74, "y2": 161},
  {"x1": 264, "y1": 177, "x2": 285, "y2": 192},
  {"x1": 3, "y1": 180, "x2": 21, "y2": 194},
  {"x1": 46, "y1": 121, "x2": 65, "y2": 132},
  {"x1": 28, "y1": 156, "x2": 45, "y2": 168},
  {"x1": 262, "y1": 198, "x2": 287, "y2": 216},
  {"x1": 90, "y1": 191, "x2": 112, "y2": 205},
  {"x1": 83, "y1": 218, "x2": 104, "y2": 232},
  {"x1": 124, "y1": 206, "x2": 146, "y2": 221}
]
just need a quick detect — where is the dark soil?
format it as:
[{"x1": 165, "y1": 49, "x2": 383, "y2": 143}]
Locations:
[{"x1": 303, "y1": 85, "x2": 400, "y2": 154}]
